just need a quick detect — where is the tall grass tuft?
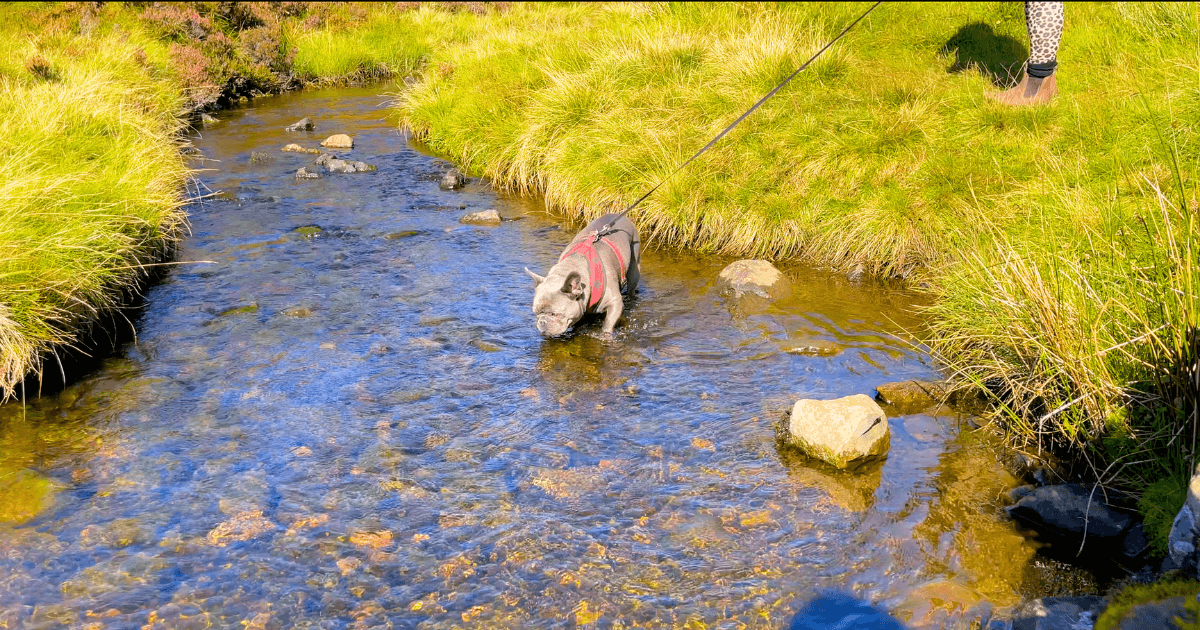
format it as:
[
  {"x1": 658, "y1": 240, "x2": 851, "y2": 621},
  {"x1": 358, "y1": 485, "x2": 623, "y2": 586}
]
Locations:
[{"x1": 0, "y1": 14, "x2": 190, "y2": 400}]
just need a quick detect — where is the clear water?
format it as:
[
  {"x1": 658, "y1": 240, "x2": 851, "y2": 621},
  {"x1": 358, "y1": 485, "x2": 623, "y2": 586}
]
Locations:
[{"x1": 0, "y1": 88, "x2": 1092, "y2": 630}]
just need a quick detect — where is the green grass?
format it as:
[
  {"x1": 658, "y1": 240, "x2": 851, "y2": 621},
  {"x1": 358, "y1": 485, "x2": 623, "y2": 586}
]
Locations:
[{"x1": 0, "y1": 3, "x2": 189, "y2": 400}]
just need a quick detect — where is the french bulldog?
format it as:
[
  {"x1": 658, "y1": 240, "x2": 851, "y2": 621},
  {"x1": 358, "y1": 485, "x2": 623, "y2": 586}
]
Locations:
[{"x1": 525, "y1": 214, "x2": 640, "y2": 336}]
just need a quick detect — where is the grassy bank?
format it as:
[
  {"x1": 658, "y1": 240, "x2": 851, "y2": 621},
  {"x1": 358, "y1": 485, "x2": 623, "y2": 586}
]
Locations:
[{"x1": 0, "y1": 4, "x2": 190, "y2": 400}]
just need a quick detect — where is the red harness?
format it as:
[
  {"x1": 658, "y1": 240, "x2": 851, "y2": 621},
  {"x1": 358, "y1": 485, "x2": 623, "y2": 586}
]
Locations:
[{"x1": 559, "y1": 233, "x2": 627, "y2": 309}]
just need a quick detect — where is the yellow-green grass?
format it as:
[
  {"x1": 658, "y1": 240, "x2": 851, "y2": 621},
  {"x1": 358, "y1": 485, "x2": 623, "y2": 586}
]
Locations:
[
  {"x1": 0, "y1": 5, "x2": 190, "y2": 400},
  {"x1": 290, "y1": 4, "x2": 484, "y2": 83}
]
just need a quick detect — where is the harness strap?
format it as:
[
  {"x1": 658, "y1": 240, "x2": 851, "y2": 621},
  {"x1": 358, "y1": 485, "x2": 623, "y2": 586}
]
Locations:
[{"x1": 559, "y1": 232, "x2": 628, "y2": 309}]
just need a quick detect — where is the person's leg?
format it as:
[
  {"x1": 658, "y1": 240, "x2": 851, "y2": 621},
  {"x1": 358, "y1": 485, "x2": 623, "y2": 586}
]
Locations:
[
  {"x1": 1024, "y1": 2, "x2": 1063, "y2": 82},
  {"x1": 988, "y1": 1, "x2": 1063, "y2": 106}
]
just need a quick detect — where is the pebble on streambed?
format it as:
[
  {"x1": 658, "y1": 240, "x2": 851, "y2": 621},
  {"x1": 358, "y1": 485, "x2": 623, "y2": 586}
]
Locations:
[
  {"x1": 783, "y1": 394, "x2": 890, "y2": 470},
  {"x1": 281, "y1": 143, "x2": 321, "y2": 154},
  {"x1": 459, "y1": 209, "x2": 502, "y2": 225}
]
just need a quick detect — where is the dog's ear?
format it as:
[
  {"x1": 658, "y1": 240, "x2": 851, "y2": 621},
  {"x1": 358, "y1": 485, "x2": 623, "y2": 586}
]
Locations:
[
  {"x1": 524, "y1": 267, "x2": 546, "y2": 286},
  {"x1": 561, "y1": 272, "x2": 585, "y2": 300}
]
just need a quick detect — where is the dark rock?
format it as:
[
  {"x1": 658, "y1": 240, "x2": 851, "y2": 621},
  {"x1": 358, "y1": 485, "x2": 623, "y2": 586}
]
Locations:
[
  {"x1": 180, "y1": 146, "x2": 201, "y2": 156},
  {"x1": 294, "y1": 167, "x2": 321, "y2": 180},
  {"x1": 1006, "y1": 484, "x2": 1134, "y2": 554},
  {"x1": 788, "y1": 591, "x2": 905, "y2": 630},
  {"x1": 875, "y1": 380, "x2": 946, "y2": 415},
  {"x1": 1011, "y1": 596, "x2": 1105, "y2": 630},
  {"x1": 440, "y1": 168, "x2": 467, "y2": 190},
  {"x1": 1031, "y1": 467, "x2": 1053, "y2": 486},
  {"x1": 285, "y1": 117, "x2": 314, "y2": 132},
  {"x1": 249, "y1": 151, "x2": 275, "y2": 165},
  {"x1": 1122, "y1": 522, "x2": 1149, "y2": 560}
]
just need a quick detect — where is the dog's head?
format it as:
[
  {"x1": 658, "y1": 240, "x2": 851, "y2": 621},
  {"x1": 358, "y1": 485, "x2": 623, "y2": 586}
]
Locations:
[{"x1": 526, "y1": 266, "x2": 586, "y2": 337}]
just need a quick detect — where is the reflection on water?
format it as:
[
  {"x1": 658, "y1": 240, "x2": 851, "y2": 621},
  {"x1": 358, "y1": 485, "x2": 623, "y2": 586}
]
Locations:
[{"x1": 0, "y1": 88, "x2": 1092, "y2": 629}]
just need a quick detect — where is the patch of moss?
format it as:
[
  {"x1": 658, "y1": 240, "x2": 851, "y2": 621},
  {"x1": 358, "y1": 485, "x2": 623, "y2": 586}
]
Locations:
[
  {"x1": 1096, "y1": 579, "x2": 1200, "y2": 630},
  {"x1": 218, "y1": 303, "x2": 259, "y2": 316},
  {"x1": 1140, "y1": 476, "x2": 1189, "y2": 558},
  {"x1": 0, "y1": 469, "x2": 61, "y2": 524},
  {"x1": 292, "y1": 225, "x2": 323, "y2": 238}
]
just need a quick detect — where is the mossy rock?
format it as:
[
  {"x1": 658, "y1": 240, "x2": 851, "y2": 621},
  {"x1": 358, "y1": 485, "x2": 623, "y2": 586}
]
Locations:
[
  {"x1": 1095, "y1": 579, "x2": 1200, "y2": 630},
  {"x1": 0, "y1": 469, "x2": 62, "y2": 524},
  {"x1": 218, "y1": 303, "x2": 259, "y2": 316}
]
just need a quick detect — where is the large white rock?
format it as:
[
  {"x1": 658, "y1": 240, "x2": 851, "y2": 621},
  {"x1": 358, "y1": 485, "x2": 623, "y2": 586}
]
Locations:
[
  {"x1": 786, "y1": 394, "x2": 890, "y2": 469},
  {"x1": 1166, "y1": 462, "x2": 1200, "y2": 571},
  {"x1": 320, "y1": 134, "x2": 353, "y2": 149}
]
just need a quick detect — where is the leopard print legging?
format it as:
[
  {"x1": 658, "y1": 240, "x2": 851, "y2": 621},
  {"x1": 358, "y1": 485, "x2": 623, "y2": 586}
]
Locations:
[{"x1": 1025, "y1": 1, "x2": 1064, "y2": 77}]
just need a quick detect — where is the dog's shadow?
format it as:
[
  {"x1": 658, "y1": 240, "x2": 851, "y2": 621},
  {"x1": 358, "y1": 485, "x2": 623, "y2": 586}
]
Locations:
[{"x1": 941, "y1": 22, "x2": 1027, "y2": 87}]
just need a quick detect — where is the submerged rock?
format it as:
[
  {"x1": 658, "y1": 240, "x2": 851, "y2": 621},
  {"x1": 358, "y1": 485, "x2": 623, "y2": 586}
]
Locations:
[
  {"x1": 249, "y1": 151, "x2": 275, "y2": 165},
  {"x1": 460, "y1": 209, "x2": 501, "y2": 225},
  {"x1": 320, "y1": 134, "x2": 353, "y2": 149},
  {"x1": 1006, "y1": 484, "x2": 1142, "y2": 558},
  {"x1": 788, "y1": 591, "x2": 906, "y2": 630},
  {"x1": 200, "y1": 112, "x2": 219, "y2": 126},
  {"x1": 875, "y1": 380, "x2": 946, "y2": 414},
  {"x1": 281, "y1": 143, "x2": 321, "y2": 154},
  {"x1": 784, "y1": 394, "x2": 890, "y2": 470},
  {"x1": 0, "y1": 469, "x2": 61, "y2": 524},
  {"x1": 385, "y1": 230, "x2": 420, "y2": 240},
  {"x1": 294, "y1": 167, "x2": 321, "y2": 180},
  {"x1": 1011, "y1": 596, "x2": 1105, "y2": 630},
  {"x1": 440, "y1": 168, "x2": 467, "y2": 190},
  {"x1": 716, "y1": 260, "x2": 792, "y2": 305},
  {"x1": 285, "y1": 117, "x2": 315, "y2": 132}
]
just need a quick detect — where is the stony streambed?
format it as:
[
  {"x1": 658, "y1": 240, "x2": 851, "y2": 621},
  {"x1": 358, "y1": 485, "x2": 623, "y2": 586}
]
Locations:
[{"x1": 0, "y1": 88, "x2": 1094, "y2": 629}]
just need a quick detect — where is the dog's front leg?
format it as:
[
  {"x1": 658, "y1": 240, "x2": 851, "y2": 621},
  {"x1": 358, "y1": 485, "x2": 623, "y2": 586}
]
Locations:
[{"x1": 600, "y1": 301, "x2": 623, "y2": 335}]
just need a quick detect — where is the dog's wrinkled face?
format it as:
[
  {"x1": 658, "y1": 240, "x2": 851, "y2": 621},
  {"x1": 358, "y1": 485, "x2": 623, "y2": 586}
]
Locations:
[{"x1": 526, "y1": 267, "x2": 586, "y2": 337}]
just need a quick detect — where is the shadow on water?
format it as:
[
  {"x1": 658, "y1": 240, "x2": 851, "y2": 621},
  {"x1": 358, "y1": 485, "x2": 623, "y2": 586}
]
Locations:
[
  {"x1": 0, "y1": 87, "x2": 1099, "y2": 629},
  {"x1": 942, "y1": 22, "x2": 1028, "y2": 87}
]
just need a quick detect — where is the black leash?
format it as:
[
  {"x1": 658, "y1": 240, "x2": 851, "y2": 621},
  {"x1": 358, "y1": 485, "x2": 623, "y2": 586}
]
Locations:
[{"x1": 593, "y1": 1, "x2": 883, "y2": 241}]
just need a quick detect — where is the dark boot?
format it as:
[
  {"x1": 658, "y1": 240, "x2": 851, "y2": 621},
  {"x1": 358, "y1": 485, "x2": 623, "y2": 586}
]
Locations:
[{"x1": 987, "y1": 72, "x2": 1057, "y2": 106}]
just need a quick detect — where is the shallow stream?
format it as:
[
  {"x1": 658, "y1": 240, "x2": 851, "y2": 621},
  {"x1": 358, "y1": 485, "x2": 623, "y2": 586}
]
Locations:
[{"x1": 0, "y1": 88, "x2": 1092, "y2": 629}]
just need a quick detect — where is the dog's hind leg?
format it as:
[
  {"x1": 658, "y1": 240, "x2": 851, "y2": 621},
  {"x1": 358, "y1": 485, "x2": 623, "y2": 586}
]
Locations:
[{"x1": 625, "y1": 234, "x2": 641, "y2": 294}]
